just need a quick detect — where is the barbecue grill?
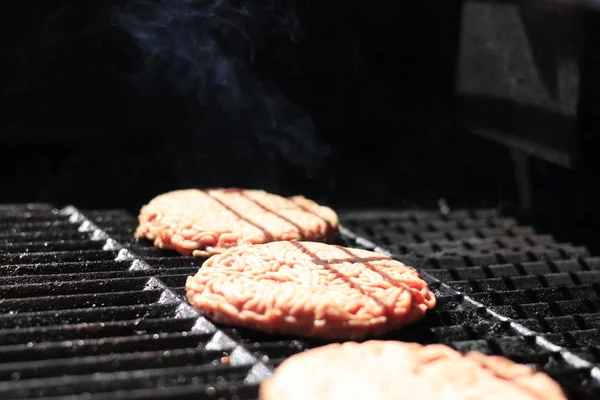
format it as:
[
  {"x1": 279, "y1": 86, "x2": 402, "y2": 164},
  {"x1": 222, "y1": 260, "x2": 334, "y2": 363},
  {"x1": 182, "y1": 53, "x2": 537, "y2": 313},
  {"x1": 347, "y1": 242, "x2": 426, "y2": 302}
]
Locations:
[
  {"x1": 4, "y1": 0, "x2": 600, "y2": 399},
  {"x1": 1, "y1": 204, "x2": 599, "y2": 399}
]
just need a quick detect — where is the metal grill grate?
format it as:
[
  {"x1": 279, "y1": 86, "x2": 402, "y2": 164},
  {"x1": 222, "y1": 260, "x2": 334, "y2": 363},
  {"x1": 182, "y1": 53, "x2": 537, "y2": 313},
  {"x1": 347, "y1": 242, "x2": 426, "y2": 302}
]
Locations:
[
  {"x1": 341, "y1": 209, "x2": 600, "y2": 399},
  {"x1": 0, "y1": 204, "x2": 599, "y2": 399},
  {"x1": 0, "y1": 205, "x2": 265, "y2": 400}
]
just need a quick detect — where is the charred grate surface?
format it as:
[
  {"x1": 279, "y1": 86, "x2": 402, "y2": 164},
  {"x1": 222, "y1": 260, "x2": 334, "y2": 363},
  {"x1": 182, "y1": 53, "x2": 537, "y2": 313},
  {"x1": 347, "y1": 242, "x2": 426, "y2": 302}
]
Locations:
[
  {"x1": 0, "y1": 204, "x2": 599, "y2": 399},
  {"x1": 0, "y1": 205, "x2": 265, "y2": 400},
  {"x1": 339, "y1": 209, "x2": 600, "y2": 398}
]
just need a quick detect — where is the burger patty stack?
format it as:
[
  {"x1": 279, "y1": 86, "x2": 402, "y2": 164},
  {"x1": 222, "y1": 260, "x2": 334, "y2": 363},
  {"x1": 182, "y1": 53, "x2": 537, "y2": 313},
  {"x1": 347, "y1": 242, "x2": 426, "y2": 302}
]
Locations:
[{"x1": 135, "y1": 188, "x2": 568, "y2": 400}]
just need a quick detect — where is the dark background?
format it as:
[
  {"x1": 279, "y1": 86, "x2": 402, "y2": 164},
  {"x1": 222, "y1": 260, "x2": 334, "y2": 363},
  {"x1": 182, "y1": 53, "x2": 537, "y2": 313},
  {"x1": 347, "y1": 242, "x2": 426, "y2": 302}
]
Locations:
[{"x1": 1, "y1": 0, "x2": 597, "y2": 251}]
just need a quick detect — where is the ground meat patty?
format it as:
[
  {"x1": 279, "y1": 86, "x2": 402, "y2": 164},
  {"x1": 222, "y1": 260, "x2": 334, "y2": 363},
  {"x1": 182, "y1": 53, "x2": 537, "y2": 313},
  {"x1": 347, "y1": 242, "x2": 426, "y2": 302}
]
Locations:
[
  {"x1": 185, "y1": 241, "x2": 436, "y2": 340},
  {"x1": 135, "y1": 188, "x2": 339, "y2": 256},
  {"x1": 259, "y1": 341, "x2": 567, "y2": 400}
]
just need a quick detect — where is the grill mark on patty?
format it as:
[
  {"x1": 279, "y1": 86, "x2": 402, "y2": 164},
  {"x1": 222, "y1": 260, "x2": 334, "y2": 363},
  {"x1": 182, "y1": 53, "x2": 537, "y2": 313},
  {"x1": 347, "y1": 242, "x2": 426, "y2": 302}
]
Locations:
[
  {"x1": 238, "y1": 191, "x2": 306, "y2": 237},
  {"x1": 289, "y1": 242, "x2": 396, "y2": 318},
  {"x1": 464, "y1": 353, "x2": 553, "y2": 400},
  {"x1": 201, "y1": 189, "x2": 274, "y2": 242},
  {"x1": 336, "y1": 246, "x2": 433, "y2": 306},
  {"x1": 419, "y1": 348, "x2": 554, "y2": 400},
  {"x1": 288, "y1": 196, "x2": 336, "y2": 234}
]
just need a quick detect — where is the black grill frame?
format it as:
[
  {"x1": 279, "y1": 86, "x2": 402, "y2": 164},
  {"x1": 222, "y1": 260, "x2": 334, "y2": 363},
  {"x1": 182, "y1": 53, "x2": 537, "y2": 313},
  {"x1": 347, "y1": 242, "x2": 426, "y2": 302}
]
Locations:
[{"x1": 0, "y1": 204, "x2": 599, "y2": 399}]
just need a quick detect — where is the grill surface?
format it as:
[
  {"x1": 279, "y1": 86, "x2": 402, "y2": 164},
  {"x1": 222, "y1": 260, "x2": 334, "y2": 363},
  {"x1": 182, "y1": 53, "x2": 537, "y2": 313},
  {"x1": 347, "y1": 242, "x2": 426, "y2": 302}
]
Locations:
[{"x1": 0, "y1": 204, "x2": 599, "y2": 399}]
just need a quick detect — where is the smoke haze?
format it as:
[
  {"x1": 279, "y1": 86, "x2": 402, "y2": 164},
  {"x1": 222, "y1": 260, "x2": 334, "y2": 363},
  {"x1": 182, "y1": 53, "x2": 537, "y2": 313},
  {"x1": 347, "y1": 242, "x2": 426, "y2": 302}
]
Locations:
[{"x1": 114, "y1": 0, "x2": 328, "y2": 173}]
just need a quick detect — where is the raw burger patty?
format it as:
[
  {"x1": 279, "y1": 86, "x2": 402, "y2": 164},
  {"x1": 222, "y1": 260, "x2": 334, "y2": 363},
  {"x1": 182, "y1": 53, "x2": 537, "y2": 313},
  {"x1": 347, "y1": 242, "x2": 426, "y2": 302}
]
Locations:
[
  {"x1": 135, "y1": 188, "x2": 339, "y2": 256},
  {"x1": 185, "y1": 241, "x2": 436, "y2": 340},
  {"x1": 259, "y1": 341, "x2": 567, "y2": 400}
]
